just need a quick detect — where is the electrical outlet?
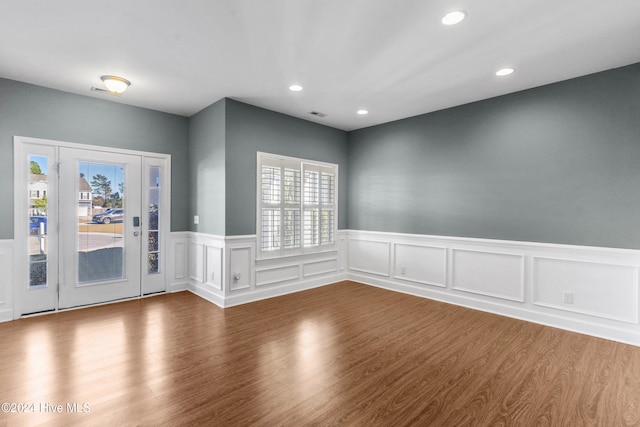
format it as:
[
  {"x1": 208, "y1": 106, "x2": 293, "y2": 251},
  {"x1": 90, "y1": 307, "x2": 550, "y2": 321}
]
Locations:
[
  {"x1": 400, "y1": 265, "x2": 406, "y2": 275},
  {"x1": 563, "y1": 291, "x2": 574, "y2": 304},
  {"x1": 193, "y1": 215, "x2": 199, "y2": 225}
]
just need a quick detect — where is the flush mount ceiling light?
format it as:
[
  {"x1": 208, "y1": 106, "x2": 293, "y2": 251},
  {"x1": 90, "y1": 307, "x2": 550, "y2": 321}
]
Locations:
[
  {"x1": 441, "y1": 10, "x2": 467, "y2": 25},
  {"x1": 100, "y1": 75, "x2": 131, "y2": 94},
  {"x1": 289, "y1": 84, "x2": 303, "y2": 92},
  {"x1": 357, "y1": 109, "x2": 369, "y2": 116},
  {"x1": 496, "y1": 68, "x2": 515, "y2": 77}
]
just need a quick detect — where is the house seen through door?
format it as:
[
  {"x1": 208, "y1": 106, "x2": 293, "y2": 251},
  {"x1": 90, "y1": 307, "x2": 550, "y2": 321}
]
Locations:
[{"x1": 16, "y1": 138, "x2": 169, "y2": 316}]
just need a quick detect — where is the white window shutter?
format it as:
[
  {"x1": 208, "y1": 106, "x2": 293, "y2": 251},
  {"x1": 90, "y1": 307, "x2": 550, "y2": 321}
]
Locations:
[{"x1": 258, "y1": 153, "x2": 337, "y2": 258}]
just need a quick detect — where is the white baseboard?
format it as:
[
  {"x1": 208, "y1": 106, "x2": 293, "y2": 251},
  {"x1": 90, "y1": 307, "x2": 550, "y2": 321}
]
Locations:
[
  {"x1": 222, "y1": 273, "x2": 348, "y2": 307},
  {"x1": 188, "y1": 282, "x2": 226, "y2": 308},
  {"x1": 0, "y1": 308, "x2": 13, "y2": 323},
  {"x1": 4, "y1": 229, "x2": 638, "y2": 346},
  {"x1": 178, "y1": 229, "x2": 640, "y2": 346},
  {"x1": 346, "y1": 230, "x2": 640, "y2": 347},
  {"x1": 168, "y1": 282, "x2": 188, "y2": 293},
  {"x1": 351, "y1": 272, "x2": 640, "y2": 347},
  {"x1": 0, "y1": 239, "x2": 14, "y2": 322}
]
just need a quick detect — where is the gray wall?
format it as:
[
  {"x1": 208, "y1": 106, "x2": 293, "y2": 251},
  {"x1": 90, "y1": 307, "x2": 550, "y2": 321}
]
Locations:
[
  {"x1": 225, "y1": 99, "x2": 349, "y2": 235},
  {"x1": 189, "y1": 98, "x2": 226, "y2": 235},
  {"x1": 348, "y1": 63, "x2": 640, "y2": 249},
  {"x1": 5, "y1": 62, "x2": 639, "y2": 249},
  {"x1": 0, "y1": 78, "x2": 190, "y2": 238}
]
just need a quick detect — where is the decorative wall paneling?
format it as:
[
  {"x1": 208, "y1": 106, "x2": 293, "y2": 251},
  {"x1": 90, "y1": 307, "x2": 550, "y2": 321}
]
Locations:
[
  {"x1": 348, "y1": 239, "x2": 390, "y2": 276},
  {"x1": 533, "y1": 257, "x2": 638, "y2": 323},
  {"x1": 347, "y1": 230, "x2": 640, "y2": 346},
  {"x1": 184, "y1": 232, "x2": 348, "y2": 308},
  {"x1": 393, "y1": 243, "x2": 446, "y2": 287},
  {"x1": 451, "y1": 249, "x2": 525, "y2": 302},
  {"x1": 228, "y1": 243, "x2": 253, "y2": 291},
  {"x1": 0, "y1": 240, "x2": 13, "y2": 322},
  {"x1": 5, "y1": 229, "x2": 640, "y2": 347},
  {"x1": 167, "y1": 232, "x2": 189, "y2": 292},
  {"x1": 223, "y1": 234, "x2": 348, "y2": 308},
  {"x1": 205, "y1": 246, "x2": 224, "y2": 291},
  {"x1": 185, "y1": 232, "x2": 225, "y2": 307}
]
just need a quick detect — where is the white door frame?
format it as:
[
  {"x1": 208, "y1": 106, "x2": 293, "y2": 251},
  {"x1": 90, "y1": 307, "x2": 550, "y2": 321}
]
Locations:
[{"x1": 13, "y1": 136, "x2": 171, "y2": 318}]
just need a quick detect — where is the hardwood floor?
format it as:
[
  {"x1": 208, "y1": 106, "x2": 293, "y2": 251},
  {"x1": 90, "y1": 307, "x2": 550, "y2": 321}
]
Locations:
[{"x1": 1, "y1": 281, "x2": 639, "y2": 426}]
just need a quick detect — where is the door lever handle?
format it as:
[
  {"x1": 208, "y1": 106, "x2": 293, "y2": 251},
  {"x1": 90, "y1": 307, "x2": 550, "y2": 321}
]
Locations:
[{"x1": 133, "y1": 231, "x2": 140, "y2": 236}]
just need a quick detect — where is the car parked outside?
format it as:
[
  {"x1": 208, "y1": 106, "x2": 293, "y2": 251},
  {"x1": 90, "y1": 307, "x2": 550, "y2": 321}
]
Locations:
[
  {"x1": 92, "y1": 209, "x2": 124, "y2": 224},
  {"x1": 29, "y1": 216, "x2": 47, "y2": 234}
]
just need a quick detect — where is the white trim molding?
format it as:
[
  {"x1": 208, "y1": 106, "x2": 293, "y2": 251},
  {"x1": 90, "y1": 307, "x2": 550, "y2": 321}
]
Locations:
[
  {"x1": 0, "y1": 240, "x2": 14, "y2": 322},
  {"x1": 532, "y1": 256, "x2": 638, "y2": 323},
  {"x1": 185, "y1": 232, "x2": 226, "y2": 307},
  {"x1": 184, "y1": 230, "x2": 349, "y2": 308},
  {"x1": 451, "y1": 248, "x2": 525, "y2": 302},
  {"x1": 346, "y1": 230, "x2": 640, "y2": 347},
  {"x1": 168, "y1": 232, "x2": 190, "y2": 292},
  {"x1": 6, "y1": 226, "x2": 640, "y2": 347}
]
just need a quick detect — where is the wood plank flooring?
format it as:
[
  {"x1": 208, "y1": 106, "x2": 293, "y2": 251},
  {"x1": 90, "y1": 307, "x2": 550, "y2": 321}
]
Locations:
[{"x1": 1, "y1": 281, "x2": 639, "y2": 426}]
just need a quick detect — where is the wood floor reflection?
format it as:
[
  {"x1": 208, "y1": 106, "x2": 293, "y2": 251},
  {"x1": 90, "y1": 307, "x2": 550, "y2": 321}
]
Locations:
[{"x1": 1, "y1": 281, "x2": 639, "y2": 426}]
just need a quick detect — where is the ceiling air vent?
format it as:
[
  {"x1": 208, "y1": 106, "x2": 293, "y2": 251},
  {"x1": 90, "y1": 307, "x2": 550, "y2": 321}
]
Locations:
[{"x1": 309, "y1": 111, "x2": 327, "y2": 118}]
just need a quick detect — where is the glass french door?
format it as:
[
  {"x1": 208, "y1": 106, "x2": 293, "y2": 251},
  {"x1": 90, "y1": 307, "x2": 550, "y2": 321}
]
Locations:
[
  {"x1": 16, "y1": 137, "x2": 169, "y2": 316},
  {"x1": 58, "y1": 148, "x2": 142, "y2": 309}
]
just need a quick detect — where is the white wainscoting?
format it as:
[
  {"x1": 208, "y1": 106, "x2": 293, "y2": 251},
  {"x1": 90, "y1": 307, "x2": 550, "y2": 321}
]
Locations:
[
  {"x1": 393, "y1": 243, "x2": 446, "y2": 287},
  {"x1": 168, "y1": 232, "x2": 189, "y2": 292},
  {"x1": 256, "y1": 263, "x2": 299, "y2": 287},
  {"x1": 205, "y1": 245, "x2": 224, "y2": 291},
  {"x1": 185, "y1": 232, "x2": 225, "y2": 307},
  {"x1": 5, "y1": 228, "x2": 640, "y2": 346},
  {"x1": 451, "y1": 249, "x2": 525, "y2": 302},
  {"x1": 533, "y1": 257, "x2": 638, "y2": 323},
  {"x1": 184, "y1": 232, "x2": 348, "y2": 308},
  {"x1": 223, "y1": 234, "x2": 348, "y2": 307},
  {"x1": 228, "y1": 244, "x2": 253, "y2": 291},
  {"x1": 0, "y1": 240, "x2": 14, "y2": 322},
  {"x1": 348, "y1": 239, "x2": 390, "y2": 276},
  {"x1": 347, "y1": 230, "x2": 640, "y2": 346}
]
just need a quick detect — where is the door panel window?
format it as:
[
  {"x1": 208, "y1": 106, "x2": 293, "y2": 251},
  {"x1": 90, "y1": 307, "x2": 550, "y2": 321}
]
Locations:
[{"x1": 77, "y1": 162, "x2": 126, "y2": 284}]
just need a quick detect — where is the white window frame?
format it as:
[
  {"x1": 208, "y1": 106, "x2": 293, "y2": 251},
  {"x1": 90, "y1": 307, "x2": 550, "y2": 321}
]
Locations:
[{"x1": 257, "y1": 152, "x2": 338, "y2": 259}]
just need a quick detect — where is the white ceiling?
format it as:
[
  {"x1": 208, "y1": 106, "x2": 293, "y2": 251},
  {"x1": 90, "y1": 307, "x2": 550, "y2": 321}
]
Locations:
[{"x1": 1, "y1": 0, "x2": 639, "y2": 131}]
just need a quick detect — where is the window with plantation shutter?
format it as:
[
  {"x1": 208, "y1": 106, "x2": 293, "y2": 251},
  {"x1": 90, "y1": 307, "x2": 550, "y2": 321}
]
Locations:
[{"x1": 257, "y1": 152, "x2": 337, "y2": 258}]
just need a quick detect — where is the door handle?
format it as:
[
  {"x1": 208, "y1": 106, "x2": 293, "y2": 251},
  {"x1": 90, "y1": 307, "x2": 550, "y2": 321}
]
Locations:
[{"x1": 133, "y1": 231, "x2": 140, "y2": 236}]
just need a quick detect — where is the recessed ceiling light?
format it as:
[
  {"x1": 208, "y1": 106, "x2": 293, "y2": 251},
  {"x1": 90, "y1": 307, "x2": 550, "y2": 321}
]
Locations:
[
  {"x1": 496, "y1": 68, "x2": 515, "y2": 77},
  {"x1": 441, "y1": 10, "x2": 467, "y2": 25},
  {"x1": 289, "y1": 84, "x2": 303, "y2": 92},
  {"x1": 357, "y1": 109, "x2": 369, "y2": 116}
]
